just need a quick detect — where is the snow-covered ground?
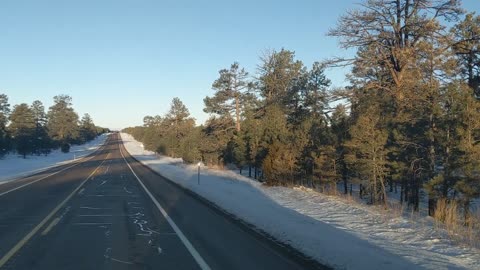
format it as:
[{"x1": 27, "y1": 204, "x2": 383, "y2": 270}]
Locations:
[
  {"x1": 0, "y1": 133, "x2": 108, "y2": 184},
  {"x1": 121, "y1": 133, "x2": 480, "y2": 270}
]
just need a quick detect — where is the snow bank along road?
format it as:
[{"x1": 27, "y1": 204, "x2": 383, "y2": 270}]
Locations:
[
  {"x1": 0, "y1": 133, "x2": 325, "y2": 270},
  {"x1": 0, "y1": 133, "x2": 108, "y2": 184}
]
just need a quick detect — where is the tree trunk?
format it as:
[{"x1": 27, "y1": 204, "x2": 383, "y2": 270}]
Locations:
[
  {"x1": 373, "y1": 154, "x2": 377, "y2": 204},
  {"x1": 428, "y1": 198, "x2": 436, "y2": 217},
  {"x1": 464, "y1": 199, "x2": 471, "y2": 225},
  {"x1": 235, "y1": 95, "x2": 241, "y2": 132},
  {"x1": 414, "y1": 178, "x2": 420, "y2": 211}
]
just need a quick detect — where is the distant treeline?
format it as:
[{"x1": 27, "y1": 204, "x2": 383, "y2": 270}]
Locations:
[
  {"x1": 0, "y1": 94, "x2": 109, "y2": 158},
  {"x1": 124, "y1": 1, "x2": 480, "y2": 218}
]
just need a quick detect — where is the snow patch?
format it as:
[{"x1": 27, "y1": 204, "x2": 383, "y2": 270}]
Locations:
[{"x1": 0, "y1": 134, "x2": 108, "y2": 184}]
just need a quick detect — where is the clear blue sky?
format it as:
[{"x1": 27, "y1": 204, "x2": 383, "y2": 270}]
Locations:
[{"x1": 1, "y1": 1, "x2": 478, "y2": 129}]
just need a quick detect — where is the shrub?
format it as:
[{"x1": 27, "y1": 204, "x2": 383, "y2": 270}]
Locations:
[{"x1": 61, "y1": 143, "x2": 71, "y2": 153}]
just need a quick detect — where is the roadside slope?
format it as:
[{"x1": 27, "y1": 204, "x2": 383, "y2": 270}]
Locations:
[{"x1": 0, "y1": 134, "x2": 108, "y2": 184}]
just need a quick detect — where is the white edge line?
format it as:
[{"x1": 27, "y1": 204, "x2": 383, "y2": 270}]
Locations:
[
  {"x1": 119, "y1": 143, "x2": 211, "y2": 270},
  {"x1": 0, "y1": 139, "x2": 109, "y2": 197},
  {"x1": 0, "y1": 152, "x2": 111, "y2": 267}
]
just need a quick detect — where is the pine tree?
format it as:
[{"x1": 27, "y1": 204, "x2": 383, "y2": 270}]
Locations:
[
  {"x1": 0, "y1": 94, "x2": 11, "y2": 156},
  {"x1": 232, "y1": 133, "x2": 247, "y2": 173},
  {"x1": 165, "y1": 98, "x2": 195, "y2": 158},
  {"x1": 427, "y1": 82, "x2": 480, "y2": 219},
  {"x1": 455, "y1": 87, "x2": 480, "y2": 220},
  {"x1": 257, "y1": 49, "x2": 304, "y2": 105},
  {"x1": 331, "y1": 104, "x2": 351, "y2": 194},
  {"x1": 47, "y1": 95, "x2": 80, "y2": 150},
  {"x1": 329, "y1": 0, "x2": 463, "y2": 211},
  {"x1": 452, "y1": 12, "x2": 480, "y2": 97},
  {"x1": 31, "y1": 100, "x2": 51, "y2": 155},
  {"x1": 260, "y1": 105, "x2": 295, "y2": 184},
  {"x1": 79, "y1": 113, "x2": 97, "y2": 143},
  {"x1": 200, "y1": 116, "x2": 235, "y2": 166},
  {"x1": 179, "y1": 126, "x2": 202, "y2": 164},
  {"x1": 9, "y1": 103, "x2": 36, "y2": 158},
  {"x1": 346, "y1": 106, "x2": 389, "y2": 205},
  {"x1": 204, "y1": 62, "x2": 250, "y2": 132},
  {"x1": 242, "y1": 110, "x2": 263, "y2": 178}
]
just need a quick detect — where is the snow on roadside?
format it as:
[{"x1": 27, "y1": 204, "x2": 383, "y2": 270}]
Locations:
[
  {"x1": 0, "y1": 133, "x2": 108, "y2": 184},
  {"x1": 121, "y1": 132, "x2": 480, "y2": 270}
]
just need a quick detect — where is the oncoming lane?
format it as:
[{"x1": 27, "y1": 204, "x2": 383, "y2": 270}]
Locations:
[{"x1": 0, "y1": 134, "x2": 201, "y2": 270}]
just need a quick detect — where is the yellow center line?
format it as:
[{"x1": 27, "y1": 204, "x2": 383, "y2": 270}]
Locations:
[
  {"x1": 0, "y1": 152, "x2": 111, "y2": 268},
  {"x1": 41, "y1": 217, "x2": 61, "y2": 236}
]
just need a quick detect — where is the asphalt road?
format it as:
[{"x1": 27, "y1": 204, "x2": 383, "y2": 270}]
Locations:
[{"x1": 0, "y1": 133, "x2": 327, "y2": 270}]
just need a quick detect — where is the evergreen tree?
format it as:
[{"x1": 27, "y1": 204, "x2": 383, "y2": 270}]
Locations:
[
  {"x1": 331, "y1": 104, "x2": 351, "y2": 194},
  {"x1": 426, "y1": 82, "x2": 480, "y2": 218},
  {"x1": 31, "y1": 100, "x2": 51, "y2": 155},
  {"x1": 200, "y1": 116, "x2": 235, "y2": 166},
  {"x1": 452, "y1": 12, "x2": 480, "y2": 97},
  {"x1": 204, "y1": 62, "x2": 250, "y2": 132},
  {"x1": 179, "y1": 126, "x2": 202, "y2": 164},
  {"x1": 257, "y1": 49, "x2": 304, "y2": 105},
  {"x1": 242, "y1": 110, "x2": 264, "y2": 178},
  {"x1": 0, "y1": 94, "x2": 10, "y2": 156},
  {"x1": 260, "y1": 105, "x2": 294, "y2": 184},
  {"x1": 9, "y1": 103, "x2": 35, "y2": 158},
  {"x1": 346, "y1": 106, "x2": 389, "y2": 205},
  {"x1": 232, "y1": 133, "x2": 247, "y2": 173},
  {"x1": 165, "y1": 98, "x2": 195, "y2": 158},
  {"x1": 330, "y1": 0, "x2": 463, "y2": 211},
  {"x1": 79, "y1": 113, "x2": 97, "y2": 143},
  {"x1": 47, "y1": 95, "x2": 80, "y2": 150},
  {"x1": 454, "y1": 84, "x2": 480, "y2": 220}
]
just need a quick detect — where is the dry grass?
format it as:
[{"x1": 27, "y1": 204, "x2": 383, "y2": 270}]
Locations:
[
  {"x1": 296, "y1": 183, "x2": 480, "y2": 249},
  {"x1": 433, "y1": 199, "x2": 480, "y2": 248},
  {"x1": 388, "y1": 202, "x2": 405, "y2": 219}
]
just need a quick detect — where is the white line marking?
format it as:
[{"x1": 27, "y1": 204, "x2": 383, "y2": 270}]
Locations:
[
  {"x1": 72, "y1": 223, "x2": 113, "y2": 226},
  {"x1": 78, "y1": 215, "x2": 114, "y2": 217},
  {"x1": 0, "y1": 152, "x2": 111, "y2": 268},
  {"x1": 79, "y1": 207, "x2": 112, "y2": 210},
  {"x1": 104, "y1": 247, "x2": 134, "y2": 265},
  {"x1": 123, "y1": 186, "x2": 132, "y2": 194},
  {"x1": 98, "y1": 180, "x2": 108, "y2": 186},
  {"x1": 85, "y1": 195, "x2": 137, "y2": 197},
  {"x1": 156, "y1": 232, "x2": 177, "y2": 236},
  {"x1": 110, "y1": 258, "x2": 134, "y2": 265},
  {"x1": 157, "y1": 247, "x2": 163, "y2": 254},
  {"x1": 78, "y1": 188, "x2": 85, "y2": 195},
  {"x1": 104, "y1": 165, "x2": 110, "y2": 175},
  {"x1": 119, "y1": 144, "x2": 211, "y2": 270},
  {"x1": 41, "y1": 206, "x2": 71, "y2": 236}
]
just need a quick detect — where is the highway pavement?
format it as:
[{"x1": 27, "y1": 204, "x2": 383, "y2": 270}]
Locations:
[{"x1": 0, "y1": 133, "x2": 328, "y2": 270}]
